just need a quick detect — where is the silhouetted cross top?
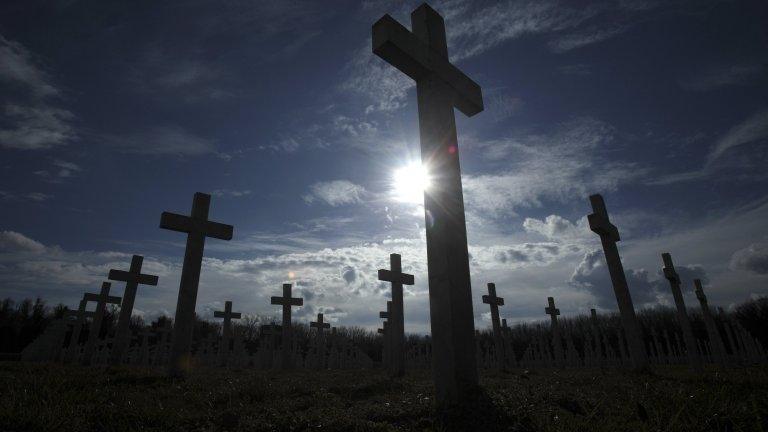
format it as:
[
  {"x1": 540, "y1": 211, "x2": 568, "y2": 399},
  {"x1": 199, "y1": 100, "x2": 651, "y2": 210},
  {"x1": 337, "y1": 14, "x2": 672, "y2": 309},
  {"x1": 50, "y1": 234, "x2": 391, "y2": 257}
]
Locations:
[
  {"x1": 662, "y1": 253, "x2": 681, "y2": 285},
  {"x1": 545, "y1": 297, "x2": 561, "y2": 326},
  {"x1": 214, "y1": 301, "x2": 241, "y2": 337},
  {"x1": 588, "y1": 194, "x2": 620, "y2": 242},
  {"x1": 271, "y1": 283, "x2": 303, "y2": 321},
  {"x1": 310, "y1": 313, "x2": 331, "y2": 335},
  {"x1": 482, "y1": 283, "x2": 504, "y2": 308},
  {"x1": 84, "y1": 282, "x2": 121, "y2": 311}
]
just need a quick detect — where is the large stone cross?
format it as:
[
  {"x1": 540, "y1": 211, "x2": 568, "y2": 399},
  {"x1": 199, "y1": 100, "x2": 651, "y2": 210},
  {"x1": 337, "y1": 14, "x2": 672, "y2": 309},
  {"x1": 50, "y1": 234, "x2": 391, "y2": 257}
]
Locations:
[
  {"x1": 271, "y1": 283, "x2": 303, "y2": 369},
  {"x1": 107, "y1": 254, "x2": 159, "y2": 365},
  {"x1": 372, "y1": 3, "x2": 483, "y2": 407},
  {"x1": 482, "y1": 283, "x2": 505, "y2": 371},
  {"x1": 160, "y1": 192, "x2": 233, "y2": 376},
  {"x1": 694, "y1": 279, "x2": 728, "y2": 365},
  {"x1": 587, "y1": 194, "x2": 648, "y2": 369},
  {"x1": 661, "y1": 253, "x2": 701, "y2": 370},
  {"x1": 81, "y1": 282, "x2": 121, "y2": 365},
  {"x1": 378, "y1": 253, "x2": 414, "y2": 377}
]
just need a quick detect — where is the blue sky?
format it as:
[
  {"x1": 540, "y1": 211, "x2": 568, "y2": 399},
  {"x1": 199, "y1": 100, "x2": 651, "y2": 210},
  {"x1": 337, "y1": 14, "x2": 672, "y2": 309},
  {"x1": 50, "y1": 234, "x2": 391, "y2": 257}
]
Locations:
[{"x1": 1, "y1": 0, "x2": 767, "y2": 333}]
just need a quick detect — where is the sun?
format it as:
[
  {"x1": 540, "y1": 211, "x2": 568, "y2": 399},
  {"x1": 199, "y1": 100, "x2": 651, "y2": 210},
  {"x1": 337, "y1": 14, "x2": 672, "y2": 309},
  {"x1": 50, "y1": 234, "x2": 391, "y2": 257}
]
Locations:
[{"x1": 393, "y1": 161, "x2": 431, "y2": 204}]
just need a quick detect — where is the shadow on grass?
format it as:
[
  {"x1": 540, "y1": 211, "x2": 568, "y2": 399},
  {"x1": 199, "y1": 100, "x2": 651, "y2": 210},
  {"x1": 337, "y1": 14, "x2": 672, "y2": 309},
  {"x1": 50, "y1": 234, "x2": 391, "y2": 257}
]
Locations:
[{"x1": 437, "y1": 387, "x2": 535, "y2": 432}]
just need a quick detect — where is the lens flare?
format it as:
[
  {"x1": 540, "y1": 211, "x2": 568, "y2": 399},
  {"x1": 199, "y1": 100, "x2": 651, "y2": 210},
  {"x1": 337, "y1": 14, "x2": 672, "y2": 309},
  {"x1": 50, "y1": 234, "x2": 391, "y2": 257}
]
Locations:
[{"x1": 393, "y1": 162, "x2": 431, "y2": 204}]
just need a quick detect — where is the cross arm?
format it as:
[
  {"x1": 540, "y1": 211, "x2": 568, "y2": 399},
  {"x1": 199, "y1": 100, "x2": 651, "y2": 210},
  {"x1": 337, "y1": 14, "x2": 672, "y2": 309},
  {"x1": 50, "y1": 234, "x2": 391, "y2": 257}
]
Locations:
[
  {"x1": 271, "y1": 296, "x2": 304, "y2": 307},
  {"x1": 588, "y1": 213, "x2": 620, "y2": 241},
  {"x1": 481, "y1": 295, "x2": 504, "y2": 306},
  {"x1": 84, "y1": 293, "x2": 121, "y2": 305},
  {"x1": 378, "y1": 269, "x2": 415, "y2": 285},
  {"x1": 379, "y1": 311, "x2": 389, "y2": 319},
  {"x1": 160, "y1": 213, "x2": 233, "y2": 240},
  {"x1": 372, "y1": 15, "x2": 483, "y2": 117},
  {"x1": 108, "y1": 269, "x2": 159, "y2": 286}
]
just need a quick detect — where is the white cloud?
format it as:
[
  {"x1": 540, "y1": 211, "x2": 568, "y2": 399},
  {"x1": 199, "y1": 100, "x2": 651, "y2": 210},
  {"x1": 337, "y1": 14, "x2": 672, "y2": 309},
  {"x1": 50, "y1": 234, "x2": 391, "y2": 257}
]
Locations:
[
  {"x1": 680, "y1": 64, "x2": 764, "y2": 92},
  {"x1": 463, "y1": 117, "x2": 644, "y2": 216},
  {"x1": 304, "y1": 180, "x2": 368, "y2": 206},
  {"x1": 0, "y1": 35, "x2": 76, "y2": 150},
  {"x1": 212, "y1": 189, "x2": 251, "y2": 198},
  {"x1": 102, "y1": 126, "x2": 222, "y2": 157},
  {"x1": 729, "y1": 242, "x2": 768, "y2": 275},
  {"x1": 651, "y1": 109, "x2": 768, "y2": 185},
  {"x1": 0, "y1": 231, "x2": 46, "y2": 253}
]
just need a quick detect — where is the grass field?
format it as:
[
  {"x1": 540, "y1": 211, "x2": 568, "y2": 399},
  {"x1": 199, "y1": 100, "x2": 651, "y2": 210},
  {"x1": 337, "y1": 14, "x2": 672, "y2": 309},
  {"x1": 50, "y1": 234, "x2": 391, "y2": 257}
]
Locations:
[{"x1": 1, "y1": 363, "x2": 767, "y2": 431}]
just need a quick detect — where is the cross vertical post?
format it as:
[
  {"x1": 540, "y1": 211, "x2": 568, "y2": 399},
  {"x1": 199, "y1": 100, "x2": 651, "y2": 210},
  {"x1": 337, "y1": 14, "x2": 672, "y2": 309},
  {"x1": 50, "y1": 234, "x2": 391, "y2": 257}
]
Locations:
[
  {"x1": 588, "y1": 194, "x2": 648, "y2": 369},
  {"x1": 160, "y1": 192, "x2": 233, "y2": 376},
  {"x1": 108, "y1": 254, "x2": 159, "y2": 365},
  {"x1": 372, "y1": 3, "x2": 483, "y2": 407},
  {"x1": 661, "y1": 253, "x2": 702, "y2": 370},
  {"x1": 378, "y1": 253, "x2": 414, "y2": 377},
  {"x1": 310, "y1": 313, "x2": 331, "y2": 370},
  {"x1": 64, "y1": 297, "x2": 94, "y2": 363}
]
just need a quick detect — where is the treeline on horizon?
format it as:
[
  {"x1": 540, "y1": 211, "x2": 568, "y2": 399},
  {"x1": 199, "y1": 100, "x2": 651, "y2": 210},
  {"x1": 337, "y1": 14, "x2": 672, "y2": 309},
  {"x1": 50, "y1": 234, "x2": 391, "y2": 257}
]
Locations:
[{"x1": 1, "y1": 295, "x2": 767, "y2": 362}]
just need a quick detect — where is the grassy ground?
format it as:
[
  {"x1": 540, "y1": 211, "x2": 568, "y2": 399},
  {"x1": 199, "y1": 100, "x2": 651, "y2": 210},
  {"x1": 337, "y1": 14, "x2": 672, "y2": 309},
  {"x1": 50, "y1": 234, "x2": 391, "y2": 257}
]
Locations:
[{"x1": 1, "y1": 363, "x2": 767, "y2": 431}]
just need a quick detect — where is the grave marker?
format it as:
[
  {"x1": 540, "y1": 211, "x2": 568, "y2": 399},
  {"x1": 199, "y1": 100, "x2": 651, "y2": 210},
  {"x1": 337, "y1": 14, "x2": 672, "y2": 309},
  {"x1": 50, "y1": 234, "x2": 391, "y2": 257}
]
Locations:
[
  {"x1": 271, "y1": 283, "x2": 303, "y2": 369},
  {"x1": 482, "y1": 283, "x2": 505, "y2": 371},
  {"x1": 694, "y1": 279, "x2": 728, "y2": 365},
  {"x1": 214, "y1": 301, "x2": 241, "y2": 365},
  {"x1": 81, "y1": 282, "x2": 121, "y2": 366},
  {"x1": 545, "y1": 297, "x2": 564, "y2": 365},
  {"x1": 372, "y1": 3, "x2": 483, "y2": 406},
  {"x1": 661, "y1": 253, "x2": 701, "y2": 370},
  {"x1": 588, "y1": 194, "x2": 648, "y2": 369},
  {"x1": 107, "y1": 254, "x2": 159, "y2": 365},
  {"x1": 378, "y1": 254, "x2": 414, "y2": 377},
  {"x1": 160, "y1": 192, "x2": 233, "y2": 376}
]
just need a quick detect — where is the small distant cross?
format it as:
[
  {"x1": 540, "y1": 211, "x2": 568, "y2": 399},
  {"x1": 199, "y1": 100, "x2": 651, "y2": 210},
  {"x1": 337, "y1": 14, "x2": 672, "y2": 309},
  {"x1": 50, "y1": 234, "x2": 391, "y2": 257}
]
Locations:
[
  {"x1": 482, "y1": 283, "x2": 504, "y2": 311},
  {"x1": 545, "y1": 297, "x2": 560, "y2": 326},
  {"x1": 214, "y1": 301, "x2": 242, "y2": 338},
  {"x1": 310, "y1": 313, "x2": 331, "y2": 336},
  {"x1": 84, "y1": 282, "x2": 122, "y2": 312},
  {"x1": 271, "y1": 283, "x2": 303, "y2": 369},
  {"x1": 379, "y1": 300, "x2": 392, "y2": 320},
  {"x1": 590, "y1": 308, "x2": 598, "y2": 321}
]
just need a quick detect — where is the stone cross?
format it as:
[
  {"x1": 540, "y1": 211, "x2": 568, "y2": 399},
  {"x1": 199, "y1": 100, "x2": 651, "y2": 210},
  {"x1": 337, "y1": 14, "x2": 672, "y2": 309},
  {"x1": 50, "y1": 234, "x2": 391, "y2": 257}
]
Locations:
[
  {"x1": 482, "y1": 283, "x2": 505, "y2": 371},
  {"x1": 271, "y1": 283, "x2": 303, "y2": 370},
  {"x1": 379, "y1": 301, "x2": 393, "y2": 370},
  {"x1": 64, "y1": 297, "x2": 94, "y2": 362},
  {"x1": 693, "y1": 279, "x2": 728, "y2": 365},
  {"x1": 107, "y1": 254, "x2": 159, "y2": 365},
  {"x1": 372, "y1": 3, "x2": 483, "y2": 406},
  {"x1": 160, "y1": 192, "x2": 233, "y2": 376},
  {"x1": 661, "y1": 253, "x2": 702, "y2": 370},
  {"x1": 310, "y1": 313, "x2": 331, "y2": 369},
  {"x1": 545, "y1": 296, "x2": 564, "y2": 364},
  {"x1": 81, "y1": 282, "x2": 121, "y2": 365},
  {"x1": 587, "y1": 194, "x2": 648, "y2": 369},
  {"x1": 214, "y1": 301, "x2": 241, "y2": 341},
  {"x1": 378, "y1": 253, "x2": 414, "y2": 377}
]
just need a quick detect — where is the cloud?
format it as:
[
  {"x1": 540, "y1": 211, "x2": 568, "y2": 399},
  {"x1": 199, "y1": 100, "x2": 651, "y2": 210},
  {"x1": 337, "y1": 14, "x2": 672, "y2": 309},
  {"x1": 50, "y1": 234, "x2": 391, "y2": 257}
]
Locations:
[
  {"x1": 102, "y1": 126, "x2": 222, "y2": 157},
  {"x1": 463, "y1": 117, "x2": 644, "y2": 216},
  {"x1": 303, "y1": 180, "x2": 368, "y2": 206},
  {"x1": 0, "y1": 231, "x2": 46, "y2": 253},
  {"x1": 729, "y1": 242, "x2": 768, "y2": 275},
  {"x1": 0, "y1": 35, "x2": 76, "y2": 150},
  {"x1": 0, "y1": 104, "x2": 76, "y2": 150},
  {"x1": 569, "y1": 249, "x2": 666, "y2": 308},
  {"x1": 680, "y1": 64, "x2": 764, "y2": 92},
  {"x1": 523, "y1": 215, "x2": 590, "y2": 242},
  {"x1": 212, "y1": 189, "x2": 251, "y2": 198},
  {"x1": 0, "y1": 35, "x2": 59, "y2": 97},
  {"x1": 651, "y1": 109, "x2": 768, "y2": 185}
]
